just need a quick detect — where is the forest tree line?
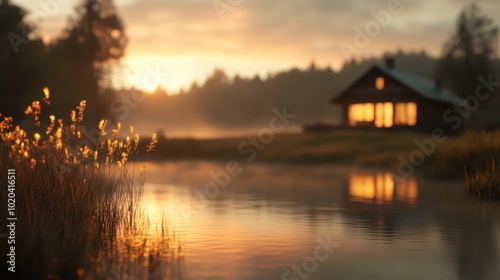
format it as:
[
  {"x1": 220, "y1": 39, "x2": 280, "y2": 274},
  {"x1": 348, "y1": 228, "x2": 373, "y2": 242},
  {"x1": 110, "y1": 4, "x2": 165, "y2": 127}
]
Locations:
[
  {"x1": 0, "y1": 2, "x2": 498, "y2": 136},
  {"x1": 123, "y1": 50, "x2": 500, "y2": 137},
  {"x1": 118, "y1": 4, "x2": 500, "y2": 136},
  {"x1": 0, "y1": 0, "x2": 126, "y2": 127}
]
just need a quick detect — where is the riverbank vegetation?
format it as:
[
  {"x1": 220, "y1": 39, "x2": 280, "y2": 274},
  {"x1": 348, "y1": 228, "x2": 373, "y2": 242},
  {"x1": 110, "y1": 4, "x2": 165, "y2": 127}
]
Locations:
[
  {"x1": 426, "y1": 131, "x2": 500, "y2": 200},
  {"x1": 147, "y1": 129, "x2": 500, "y2": 200},
  {"x1": 0, "y1": 97, "x2": 181, "y2": 279}
]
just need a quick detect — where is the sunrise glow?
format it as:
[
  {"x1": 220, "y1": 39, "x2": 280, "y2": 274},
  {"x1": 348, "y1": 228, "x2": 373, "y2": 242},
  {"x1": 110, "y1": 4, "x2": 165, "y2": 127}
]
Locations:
[{"x1": 15, "y1": 0, "x2": 499, "y2": 92}]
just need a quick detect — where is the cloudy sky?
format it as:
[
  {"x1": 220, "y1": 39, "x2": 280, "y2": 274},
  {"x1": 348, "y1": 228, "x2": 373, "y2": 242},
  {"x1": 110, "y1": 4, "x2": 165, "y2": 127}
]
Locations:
[{"x1": 15, "y1": 0, "x2": 500, "y2": 92}]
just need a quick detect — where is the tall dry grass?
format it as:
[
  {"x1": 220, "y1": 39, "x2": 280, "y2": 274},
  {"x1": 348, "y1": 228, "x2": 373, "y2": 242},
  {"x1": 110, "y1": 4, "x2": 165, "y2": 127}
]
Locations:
[
  {"x1": 464, "y1": 158, "x2": 500, "y2": 201},
  {"x1": 0, "y1": 88, "x2": 182, "y2": 279},
  {"x1": 426, "y1": 130, "x2": 500, "y2": 200}
]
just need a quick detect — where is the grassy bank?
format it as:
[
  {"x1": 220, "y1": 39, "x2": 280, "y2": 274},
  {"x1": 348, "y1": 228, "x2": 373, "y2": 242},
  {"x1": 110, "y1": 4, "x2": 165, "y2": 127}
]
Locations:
[
  {"x1": 146, "y1": 129, "x2": 500, "y2": 200},
  {"x1": 426, "y1": 131, "x2": 500, "y2": 200},
  {"x1": 148, "y1": 130, "x2": 428, "y2": 166},
  {"x1": 0, "y1": 101, "x2": 181, "y2": 279}
]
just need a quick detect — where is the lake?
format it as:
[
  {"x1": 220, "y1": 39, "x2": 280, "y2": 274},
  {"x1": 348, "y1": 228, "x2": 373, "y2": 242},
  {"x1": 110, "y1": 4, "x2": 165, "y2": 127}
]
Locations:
[{"x1": 142, "y1": 161, "x2": 500, "y2": 280}]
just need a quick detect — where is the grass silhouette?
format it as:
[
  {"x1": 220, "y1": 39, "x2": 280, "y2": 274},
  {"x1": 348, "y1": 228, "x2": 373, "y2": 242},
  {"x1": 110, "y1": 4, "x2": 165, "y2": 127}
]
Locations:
[{"x1": 0, "y1": 88, "x2": 182, "y2": 279}]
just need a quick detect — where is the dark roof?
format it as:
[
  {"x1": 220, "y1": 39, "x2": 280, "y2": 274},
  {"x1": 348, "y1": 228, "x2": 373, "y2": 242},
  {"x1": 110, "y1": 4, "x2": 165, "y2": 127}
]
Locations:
[{"x1": 333, "y1": 64, "x2": 465, "y2": 105}]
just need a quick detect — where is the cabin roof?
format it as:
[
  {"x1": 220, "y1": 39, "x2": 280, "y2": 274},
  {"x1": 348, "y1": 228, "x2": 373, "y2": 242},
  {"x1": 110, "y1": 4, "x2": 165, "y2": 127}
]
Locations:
[{"x1": 333, "y1": 64, "x2": 465, "y2": 105}]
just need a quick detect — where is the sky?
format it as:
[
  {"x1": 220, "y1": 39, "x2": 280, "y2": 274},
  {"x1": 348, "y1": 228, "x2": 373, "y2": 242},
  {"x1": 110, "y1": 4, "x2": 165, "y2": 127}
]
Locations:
[{"x1": 14, "y1": 0, "x2": 500, "y2": 92}]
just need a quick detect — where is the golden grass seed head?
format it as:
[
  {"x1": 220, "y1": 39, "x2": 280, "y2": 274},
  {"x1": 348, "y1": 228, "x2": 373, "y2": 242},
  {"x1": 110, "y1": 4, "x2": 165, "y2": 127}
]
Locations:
[
  {"x1": 146, "y1": 133, "x2": 157, "y2": 153},
  {"x1": 43, "y1": 87, "x2": 50, "y2": 105},
  {"x1": 77, "y1": 100, "x2": 86, "y2": 123},
  {"x1": 46, "y1": 115, "x2": 56, "y2": 135},
  {"x1": 98, "y1": 119, "x2": 106, "y2": 130},
  {"x1": 99, "y1": 120, "x2": 108, "y2": 144},
  {"x1": 25, "y1": 105, "x2": 33, "y2": 115},
  {"x1": 112, "y1": 122, "x2": 121, "y2": 138},
  {"x1": 43, "y1": 87, "x2": 50, "y2": 99},
  {"x1": 56, "y1": 139, "x2": 63, "y2": 150},
  {"x1": 26, "y1": 101, "x2": 42, "y2": 126},
  {"x1": 56, "y1": 127, "x2": 62, "y2": 139},
  {"x1": 0, "y1": 116, "x2": 13, "y2": 132},
  {"x1": 33, "y1": 133, "x2": 41, "y2": 146},
  {"x1": 82, "y1": 146, "x2": 90, "y2": 159}
]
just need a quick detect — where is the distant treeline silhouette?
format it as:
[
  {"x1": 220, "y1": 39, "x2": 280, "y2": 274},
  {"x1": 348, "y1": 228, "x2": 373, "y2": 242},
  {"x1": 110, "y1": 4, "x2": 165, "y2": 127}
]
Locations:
[
  {"x1": 0, "y1": 0, "x2": 126, "y2": 127},
  {"x1": 123, "y1": 50, "x2": 500, "y2": 136},
  {"x1": 1, "y1": 2, "x2": 498, "y2": 135},
  {"x1": 123, "y1": 4, "x2": 500, "y2": 136}
]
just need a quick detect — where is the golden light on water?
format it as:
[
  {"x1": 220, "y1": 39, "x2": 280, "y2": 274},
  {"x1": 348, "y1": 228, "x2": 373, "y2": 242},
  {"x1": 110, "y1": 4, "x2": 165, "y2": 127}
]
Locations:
[
  {"x1": 350, "y1": 175, "x2": 376, "y2": 199},
  {"x1": 349, "y1": 173, "x2": 418, "y2": 204},
  {"x1": 395, "y1": 178, "x2": 418, "y2": 204},
  {"x1": 376, "y1": 173, "x2": 394, "y2": 200}
]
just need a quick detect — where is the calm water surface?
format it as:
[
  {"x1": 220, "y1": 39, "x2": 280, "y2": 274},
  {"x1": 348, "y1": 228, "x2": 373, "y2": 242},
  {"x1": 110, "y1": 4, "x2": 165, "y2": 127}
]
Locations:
[{"x1": 142, "y1": 161, "x2": 500, "y2": 280}]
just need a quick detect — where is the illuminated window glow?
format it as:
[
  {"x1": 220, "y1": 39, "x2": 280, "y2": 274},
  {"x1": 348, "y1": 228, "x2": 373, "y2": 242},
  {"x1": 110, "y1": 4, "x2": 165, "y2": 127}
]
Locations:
[
  {"x1": 348, "y1": 102, "x2": 396, "y2": 128},
  {"x1": 348, "y1": 103, "x2": 374, "y2": 127},
  {"x1": 375, "y1": 77, "x2": 385, "y2": 90},
  {"x1": 375, "y1": 102, "x2": 393, "y2": 128},
  {"x1": 394, "y1": 102, "x2": 417, "y2": 126}
]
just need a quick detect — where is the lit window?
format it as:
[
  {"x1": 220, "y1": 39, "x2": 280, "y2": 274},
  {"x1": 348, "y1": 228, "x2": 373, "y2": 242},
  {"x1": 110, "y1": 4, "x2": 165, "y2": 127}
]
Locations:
[
  {"x1": 394, "y1": 102, "x2": 417, "y2": 126},
  {"x1": 348, "y1": 103, "x2": 374, "y2": 127},
  {"x1": 375, "y1": 102, "x2": 393, "y2": 128},
  {"x1": 375, "y1": 77, "x2": 385, "y2": 90}
]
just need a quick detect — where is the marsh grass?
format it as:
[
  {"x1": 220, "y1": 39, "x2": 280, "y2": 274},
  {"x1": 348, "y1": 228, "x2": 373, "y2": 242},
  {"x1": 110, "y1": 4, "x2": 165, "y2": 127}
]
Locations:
[
  {"x1": 149, "y1": 129, "x2": 500, "y2": 200},
  {"x1": 0, "y1": 90, "x2": 182, "y2": 279},
  {"x1": 426, "y1": 130, "x2": 500, "y2": 200},
  {"x1": 464, "y1": 159, "x2": 500, "y2": 201},
  {"x1": 148, "y1": 130, "x2": 426, "y2": 165}
]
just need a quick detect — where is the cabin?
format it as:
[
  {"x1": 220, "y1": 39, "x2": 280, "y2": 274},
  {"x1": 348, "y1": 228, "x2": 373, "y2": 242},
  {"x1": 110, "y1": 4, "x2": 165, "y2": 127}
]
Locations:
[{"x1": 331, "y1": 59, "x2": 464, "y2": 132}]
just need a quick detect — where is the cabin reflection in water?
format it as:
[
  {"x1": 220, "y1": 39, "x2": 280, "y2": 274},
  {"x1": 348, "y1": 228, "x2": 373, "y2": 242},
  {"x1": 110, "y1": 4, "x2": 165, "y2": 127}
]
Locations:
[{"x1": 349, "y1": 173, "x2": 418, "y2": 204}]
